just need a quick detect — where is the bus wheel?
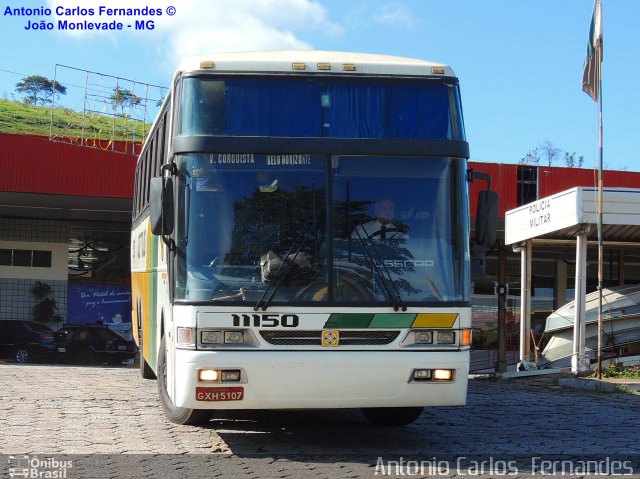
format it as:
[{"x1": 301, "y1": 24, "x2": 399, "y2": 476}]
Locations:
[
  {"x1": 157, "y1": 336, "x2": 212, "y2": 425},
  {"x1": 361, "y1": 407, "x2": 423, "y2": 426}
]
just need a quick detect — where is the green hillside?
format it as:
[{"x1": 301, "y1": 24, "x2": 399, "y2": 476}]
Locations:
[{"x1": 0, "y1": 99, "x2": 149, "y2": 142}]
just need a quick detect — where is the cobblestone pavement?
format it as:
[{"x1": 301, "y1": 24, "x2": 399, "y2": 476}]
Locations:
[{"x1": 1, "y1": 364, "x2": 640, "y2": 478}]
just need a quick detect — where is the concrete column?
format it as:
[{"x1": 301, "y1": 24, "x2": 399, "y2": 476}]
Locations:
[
  {"x1": 495, "y1": 241, "x2": 507, "y2": 374},
  {"x1": 572, "y1": 227, "x2": 590, "y2": 374},
  {"x1": 516, "y1": 240, "x2": 532, "y2": 364}
]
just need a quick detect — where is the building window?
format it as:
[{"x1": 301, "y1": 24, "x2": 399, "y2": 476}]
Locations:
[
  {"x1": 12, "y1": 250, "x2": 32, "y2": 267},
  {"x1": 33, "y1": 250, "x2": 53, "y2": 268},
  {"x1": 517, "y1": 165, "x2": 537, "y2": 206},
  {"x1": 0, "y1": 249, "x2": 11, "y2": 265},
  {"x1": 0, "y1": 249, "x2": 52, "y2": 268}
]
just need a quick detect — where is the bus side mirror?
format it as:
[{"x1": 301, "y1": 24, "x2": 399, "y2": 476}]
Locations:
[
  {"x1": 475, "y1": 190, "x2": 498, "y2": 248},
  {"x1": 471, "y1": 189, "x2": 498, "y2": 280},
  {"x1": 150, "y1": 177, "x2": 174, "y2": 236}
]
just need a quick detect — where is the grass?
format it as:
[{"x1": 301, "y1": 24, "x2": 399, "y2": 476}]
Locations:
[
  {"x1": 0, "y1": 98, "x2": 149, "y2": 142},
  {"x1": 595, "y1": 363, "x2": 640, "y2": 379}
]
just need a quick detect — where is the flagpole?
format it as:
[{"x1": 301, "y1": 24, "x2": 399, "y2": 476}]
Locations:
[
  {"x1": 596, "y1": 2, "x2": 604, "y2": 380},
  {"x1": 582, "y1": 0, "x2": 604, "y2": 376}
]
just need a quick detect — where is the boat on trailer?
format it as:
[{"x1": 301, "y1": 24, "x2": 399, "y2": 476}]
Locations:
[{"x1": 540, "y1": 284, "x2": 640, "y2": 367}]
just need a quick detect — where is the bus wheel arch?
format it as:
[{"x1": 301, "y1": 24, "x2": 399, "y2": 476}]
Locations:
[{"x1": 157, "y1": 334, "x2": 212, "y2": 425}]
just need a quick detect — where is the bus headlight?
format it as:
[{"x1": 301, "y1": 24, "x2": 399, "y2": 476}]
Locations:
[
  {"x1": 197, "y1": 329, "x2": 259, "y2": 349},
  {"x1": 224, "y1": 331, "x2": 244, "y2": 344},
  {"x1": 401, "y1": 328, "x2": 469, "y2": 348},
  {"x1": 201, "y1": 331, "x2": 222, "y2": 344},
  {"x1": 414, "y1": 331, "x2": 433, "y2": 344},
  {"x1": 436, "y1": 331, "x2": 455, "y2": 344}
]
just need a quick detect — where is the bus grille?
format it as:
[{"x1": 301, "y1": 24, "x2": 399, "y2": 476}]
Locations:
[{"x1": 259, "y1": 330, "x2": 400, "y2": 346}]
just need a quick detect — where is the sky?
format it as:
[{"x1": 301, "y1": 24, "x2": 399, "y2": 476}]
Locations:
[{"x1": 0, "y1": 0, "x2": 638, "y2": 171}]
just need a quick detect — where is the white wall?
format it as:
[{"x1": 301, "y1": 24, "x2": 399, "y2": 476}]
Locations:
[{"x1": 0, "y1": 241, "x2": 68, "y2": 281}]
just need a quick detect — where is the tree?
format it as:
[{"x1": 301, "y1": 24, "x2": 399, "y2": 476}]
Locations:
[
  {"x1": 31, "y1": 281, "x2": 61, "y2": 323},
  {"x1": 563, "y1": 151, "x2": 584, "y2": 168},
  {"x1": 519, "y1": 147, "x2": 540, "y2": 165},
  {"x1": 15, "y1": 75, "x2": 67, "y2": 105},
  {"x1": 520, "y1": 141, "x2": 584, "y2": 168},
  {"x1": 110, "y1": 87, "x2": 141, "y2": 113},
  {"x1": 539, "y1": 141, "x2": 561, "y2": 167}
]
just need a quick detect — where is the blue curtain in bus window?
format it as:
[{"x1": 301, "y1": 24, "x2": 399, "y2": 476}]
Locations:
[
  {"x1": 387, "y1": 84, "x2": 450, "y2": 139},
  {"x1": 224, "y1": 80, "x2": 322, "y2": 136},
  {"x1": 323, "y1": 84, "x2": 386, "y2": 138}
]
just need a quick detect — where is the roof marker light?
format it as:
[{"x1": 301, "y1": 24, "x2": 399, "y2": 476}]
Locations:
[
  {"x1": 342, "y1": 64, "x2": 356, "y2": 72},
  {"x1": 292, "y1": 63, "x2": 306, "y2": 71},
  {"x1": 431, "y1": 66, "x2": 445, "y2": 75},
  {"x1": 317, "y1": 63, "x2": 331, "y2": 71},
  {"x1": 200, "y1": 61, "x2": 215, "y2": 69}
]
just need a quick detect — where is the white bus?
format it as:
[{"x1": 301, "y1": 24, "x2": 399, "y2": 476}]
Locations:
[{"x1": 131, "y1": 51, "x2": 496, "y2": 426}]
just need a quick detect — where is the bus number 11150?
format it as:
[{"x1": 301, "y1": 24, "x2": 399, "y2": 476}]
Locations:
[{"x1": 231, "y1": 314, "x2": 300, "y2": 328}]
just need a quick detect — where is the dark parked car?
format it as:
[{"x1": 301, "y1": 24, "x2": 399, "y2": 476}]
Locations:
[
  {"x1": 0, "y1": 320, "x2": 57, "y2": 363},
  {"x1": 54, "y1": 324, "x2": 137, "y2": 364}
]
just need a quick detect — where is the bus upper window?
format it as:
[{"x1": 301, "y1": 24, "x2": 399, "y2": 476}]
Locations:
[
  {"x1": 179, "y1": 78, "x2": 225, "y2": 135},
  {"x1": 224, "y1": 79, "x2": 322, "y2": 136},
  {"x1": 323, "y1": 83, "x2": 451, "y2": 140},
  {"x1": 177, "y1": 77, "x2": 462, "y2": 141}
]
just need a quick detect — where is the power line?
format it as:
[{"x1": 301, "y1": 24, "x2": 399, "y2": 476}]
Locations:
[{"x1": 0, "y1": 67, "x2": 29, "y2": 77}]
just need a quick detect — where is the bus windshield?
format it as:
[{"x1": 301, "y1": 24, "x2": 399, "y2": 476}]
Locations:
[
  {"x1": 177, "y1": 77, "x2": 464, "y2": 140},
  {"x1": 174, "y1": 153, "x2": 469, "y2": 305}
]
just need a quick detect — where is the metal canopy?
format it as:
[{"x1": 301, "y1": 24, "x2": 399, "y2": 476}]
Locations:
[
  {"x1": 505, "y1": 187, "x2": 640, "y2": 245},
  {"x1": 504, "y1": 187, "x2": 640, "y2": 374}
]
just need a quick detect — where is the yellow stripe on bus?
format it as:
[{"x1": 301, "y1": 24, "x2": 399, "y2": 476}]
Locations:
[{"x1": 412, "y1": 313, "x2": 458, "y2": 328}]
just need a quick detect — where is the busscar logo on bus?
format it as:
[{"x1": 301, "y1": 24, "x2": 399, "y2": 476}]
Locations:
[
  {"x1": 232, "y1": 313, "x2": 299, "y2": 328},
  {"x1": 375, "y1": 259, "x2": 434, "y2": 268}
]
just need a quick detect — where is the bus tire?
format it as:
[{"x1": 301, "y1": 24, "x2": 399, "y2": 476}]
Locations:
[
  {"x1": 157, "y1": 335, "x2": 212, "y2": 425},
  {"x1": 361, "y1": 407, "x2": 423, "y2": 426}
]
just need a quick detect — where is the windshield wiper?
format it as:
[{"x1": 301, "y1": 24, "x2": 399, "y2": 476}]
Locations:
[
  {"x1": 212, "y1": 288, "x2": 246, "y2": 302},
  {"x1": 255, "y1": 220, "x2": 315, "y2": 311},
  {"x1": 352, "y1": 227, "x2": 406, "y2": 312}
]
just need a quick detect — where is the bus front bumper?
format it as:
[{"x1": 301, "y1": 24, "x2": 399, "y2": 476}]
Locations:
[{"x1": 173, "y1": 349, "x2": 469, "y2": 410}]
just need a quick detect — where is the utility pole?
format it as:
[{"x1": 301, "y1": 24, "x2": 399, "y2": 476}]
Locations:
[{"x1": 496, "y1": 240, "x2": 507, "y2": 374}]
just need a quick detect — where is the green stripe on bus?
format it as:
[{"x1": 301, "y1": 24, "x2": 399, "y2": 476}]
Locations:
[
  {"x1": 323, "y1": 313, "x2": 417, "y2": 329},
  {"x1": 369, "y1": 314, "x2": 416, "y2": 328},
  {"x1": 324, "y1": 313, "x2": 374, "y2": 329}
]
